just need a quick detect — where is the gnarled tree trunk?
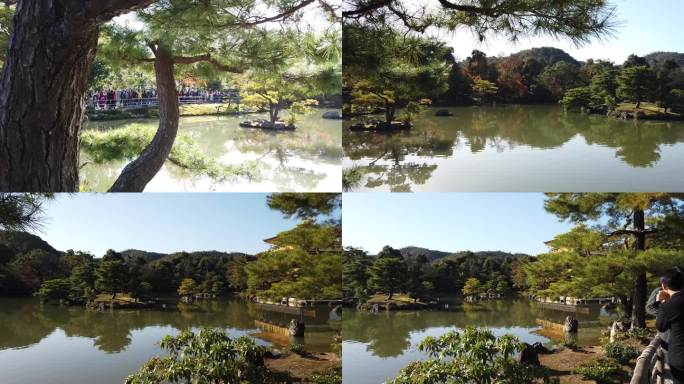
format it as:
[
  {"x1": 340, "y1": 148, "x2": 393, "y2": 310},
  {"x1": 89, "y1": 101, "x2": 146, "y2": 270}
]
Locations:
[
  {"x1": 0, "y1": 2, "x2": 99, "y2": 191},
  {"x1": 0, "y1": 0, "x2": 154, "y2": 192},
  {"x1": 108, "y1": 45, "x2": 179, "y2": 192}
]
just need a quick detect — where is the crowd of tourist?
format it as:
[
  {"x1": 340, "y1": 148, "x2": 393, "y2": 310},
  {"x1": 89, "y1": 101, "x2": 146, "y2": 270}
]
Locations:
[{"x1": 87, "y1": 87, "x2": 239, "y2": 110}]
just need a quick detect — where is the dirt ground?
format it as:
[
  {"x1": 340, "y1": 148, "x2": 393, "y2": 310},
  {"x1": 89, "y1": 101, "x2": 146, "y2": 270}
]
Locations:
[
  {"x1": 539, "y1": 346, "x2": 605, "y2": 384},
  {"x1": 266, "y1": 352, "x2": 341, "y2": 381}
]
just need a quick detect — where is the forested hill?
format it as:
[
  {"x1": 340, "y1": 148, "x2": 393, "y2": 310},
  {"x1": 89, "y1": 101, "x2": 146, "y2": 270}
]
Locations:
[
  {"x1": 398, "y1": 246, "x2": 532, "y2": 264},
  {"x1": 463, "y1": 47, "x2": 684, "y2": 68},
  {"x1": 120, "y1": 249, "x2": 250, "y2": 264},
  {"x1": 366, "y1": 246, "x2": 534, "y2": 293},
  {"x1": 0, "y1": 231, "x2": 252, "y2": 295},
  {"x1": 121, "y1": 249, "x2": 167, "y2": 263},
  {"x1": 0, "y1": 231, "x2": 250, "y2": 263},
  {"x1": 399, "y1": 246, "x2": 450, "y2": 262},
  {"x1": 645, "y1": 52, "x2": 684, "y2": 67},
  {"x1": 508, "y1": 47, "x2": 580, "y2": 66},
  {"x1": 0, "y1": 230, "x2": 61, "y2": 257}
]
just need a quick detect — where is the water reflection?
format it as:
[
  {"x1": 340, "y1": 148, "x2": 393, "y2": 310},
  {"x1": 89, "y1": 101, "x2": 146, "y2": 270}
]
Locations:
[
  {"x1": 81, "y1": 110, "x2": 342, "y2": 192},
  {"x1": 0, "y1": 297, "x2": 338, "y2": 353},
  {"x1": 343, "y1": 105, "x2": 684, "y2": 191},
  {"x1": 342, "y1": 299, "x2": 616, "y2": 384}
]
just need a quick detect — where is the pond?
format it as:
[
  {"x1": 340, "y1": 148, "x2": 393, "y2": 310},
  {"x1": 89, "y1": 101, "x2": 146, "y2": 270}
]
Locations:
[
  {"x1": 81, "y1": 110, "x2": 342, "y2": 192},
  {"x1": 343, "y1": 105, "x2": 684, "y2": 192},
  {"x1": 342, "y1": 298, "x2": 617, "y2": 384},
  {"x1": 0, "y1": 297, "x2": 340, "y2": 384}
]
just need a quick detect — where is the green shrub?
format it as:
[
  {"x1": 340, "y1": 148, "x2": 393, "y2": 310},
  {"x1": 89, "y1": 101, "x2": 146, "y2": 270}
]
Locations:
[
  {"x1": 627, "y1": 327, "x2": 654, "y2": 343},
  {"x1": 391, "y1": 327, "x2": 555, "y2": 384},
  {"x1": 310, "y1": 371, "x2": 341, "y2": 384},
  {"x1": 125, "y1": 328, "x2": 280, "y2": 383},
  {"x1": 604, "y1": 341, "x2": 638, "y2": 363},
  {"x1": 573, "y1": 358, "x2": 624, "y2": 384}
]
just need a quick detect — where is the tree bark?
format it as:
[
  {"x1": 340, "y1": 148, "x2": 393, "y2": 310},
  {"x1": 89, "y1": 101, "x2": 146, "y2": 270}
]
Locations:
[
  {"x1": 108, "y1": 45, "x2": 179, "y2": 192},
  {"x1": 619, "y1": 294, "x2": 632, "y2": 320},
  {"x1": 385, "y1": 104, "x2": 395, "y2": 123},
  {"x1": 0, "y1": 2, "x2": 99, "y2": 191},
  {"x1": 631, "y1": 208, "x2": 647, "y2": 329},
  {"x1": 0, "y1": 0, "x2": 154, "y2": 192}
]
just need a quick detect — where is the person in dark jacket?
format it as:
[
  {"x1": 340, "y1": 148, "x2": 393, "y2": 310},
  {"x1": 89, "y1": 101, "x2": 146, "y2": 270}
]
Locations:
[
  {"x1": 656, "y1": 268, "x2": 684, "y2": 383},
  {"x1": 649, "y1": 282, "x2": 671, "y2": 353}
]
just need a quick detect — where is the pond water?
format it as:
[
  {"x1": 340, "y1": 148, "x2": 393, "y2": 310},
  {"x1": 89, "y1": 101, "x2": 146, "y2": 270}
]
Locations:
[
  {"x1": 343, "y1": 105, "x2": 684, "y2": 192},
  {"x1": 81, "y1": 110, "x2": 342, "y2": 192},
  {"x1": 342, "y1": 298, "x2": 617, "y2": 384},
  {"x1": 0, "y1": 297, "x2": 340, "y2": 384}
]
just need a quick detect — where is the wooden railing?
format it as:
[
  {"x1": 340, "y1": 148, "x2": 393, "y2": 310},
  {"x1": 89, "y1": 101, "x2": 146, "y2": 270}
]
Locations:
[{"x1": 631, "y1": 335, "x2": 665, "y2": 384}]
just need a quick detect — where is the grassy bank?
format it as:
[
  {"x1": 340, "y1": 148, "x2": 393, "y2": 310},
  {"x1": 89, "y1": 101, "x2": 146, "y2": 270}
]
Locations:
[{"x1": 359, "y1": 294, "x2": 431, "y2": 310}]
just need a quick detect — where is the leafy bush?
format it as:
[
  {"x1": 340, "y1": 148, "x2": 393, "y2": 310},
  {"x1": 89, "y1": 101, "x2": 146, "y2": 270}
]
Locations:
[
  {"x1": 125, "y1": 328, "x2": 281, "y2": 383},
  {"x1": 400, "y1": 99, "x2": 431, "y2": 122},
  {"x1": 310, "y1": 371, "x2": 342, "y2": 384},
  {"x1": 627, "y1": 327, "x2": 654, "y2": 343},
  {"x1": 391, "y1": 327, "x2": 554, "y2": 384},
  {"x1": 573, "y1": 358, "x2": 624, "y2": 384},
  {"x1": 603, "y1": 341, "x2": 638, "y2": 363}
]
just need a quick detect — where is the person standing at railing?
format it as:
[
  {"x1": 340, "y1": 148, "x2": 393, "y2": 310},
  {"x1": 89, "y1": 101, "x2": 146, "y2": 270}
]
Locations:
[{"x1": 656, "y1": 268, "x2": 684, "y2": 383}]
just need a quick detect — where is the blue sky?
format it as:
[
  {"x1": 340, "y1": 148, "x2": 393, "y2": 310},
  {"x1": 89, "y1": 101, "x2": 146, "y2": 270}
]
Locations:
[
  {"x1": 342, "y1": 193, "x2": 574, "y2": 256},
  {"x1": 33, "y1": 194, "x2": 300, "y2": 257},
  {"x1": 438, "y1": 0, "x2": 683, "y2": 63}
]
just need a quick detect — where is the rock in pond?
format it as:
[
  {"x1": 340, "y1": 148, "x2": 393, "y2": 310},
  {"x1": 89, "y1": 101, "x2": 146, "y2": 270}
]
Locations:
[
  {"x1": 517, "y1": 343, "x2": 541, "y2": 366},
  {"x1": 435, "y1": 109, "x2": 454, "y2": 116},
  {"x1": 288, "y1": 319, "x2": 306, "y2": 337},
  {"x1": 322, "y1": 111, "x2": 343, "y2": 119},
  {"x1": 564, "y1": 316, "x2": 579, "y2": 333}
]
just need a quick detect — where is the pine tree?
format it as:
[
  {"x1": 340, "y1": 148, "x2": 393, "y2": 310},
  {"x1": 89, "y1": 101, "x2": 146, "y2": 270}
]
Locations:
[
  {"x1": 616, "y1": 66, "x2": 656, "y2": 109},
  {"x1": 544, "y1": 193, "x2": 684, "y2": 328},
  {"x1": 368, "y1": 246, "x2": 407, "y2": 300},
  {"x1": 96, "y1": 259, "x2": 128, "y2": 299}
]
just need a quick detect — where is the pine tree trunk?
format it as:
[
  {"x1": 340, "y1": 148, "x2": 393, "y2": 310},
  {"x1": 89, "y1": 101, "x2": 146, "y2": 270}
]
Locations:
[
  {"x1": 108, "y1": 46, "x2": 179, "y2": 192},
  {"x1": 0, "y1": 0, "x2": 154, "y2": 192},
  {"x1": 385, "y1": 104, "x2": 395, "y2": 123},
  {"x1": 631, "y1": 208, "x2": 647, "y2": 329},
  {"x1": 0, "y1": 2, "x2": 100, "y2": 191},
  {"x1": 619, "y1": 295, "x2": 632, "y2": 319}
]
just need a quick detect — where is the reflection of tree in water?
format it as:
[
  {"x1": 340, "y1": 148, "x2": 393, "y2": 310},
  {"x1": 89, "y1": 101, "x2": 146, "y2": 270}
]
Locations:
[
  {"x1": 0, "y1": 298, "x2": 332, "y2": 353},
  {"x1": 343, "y1": 127, "x2": 448, "y2": 191},
  {"x1": 0, "y1": 298, "x2": 56, "y2": 350},
  {"x1": 457, "y1": 106, "x2": 576, "y2": 152},
  {"x1": 80, "y1": 113, "x2": 340, "y2": 191},
  {"x1": 572, "y1": 115, "x2": 684, "y2": 167},
  {"x1": 342, "y1": 299, "x2": 614, "y2": 358},
  {"x1": 343, "y1": 105, "x2": 684, "y2": 189}
]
